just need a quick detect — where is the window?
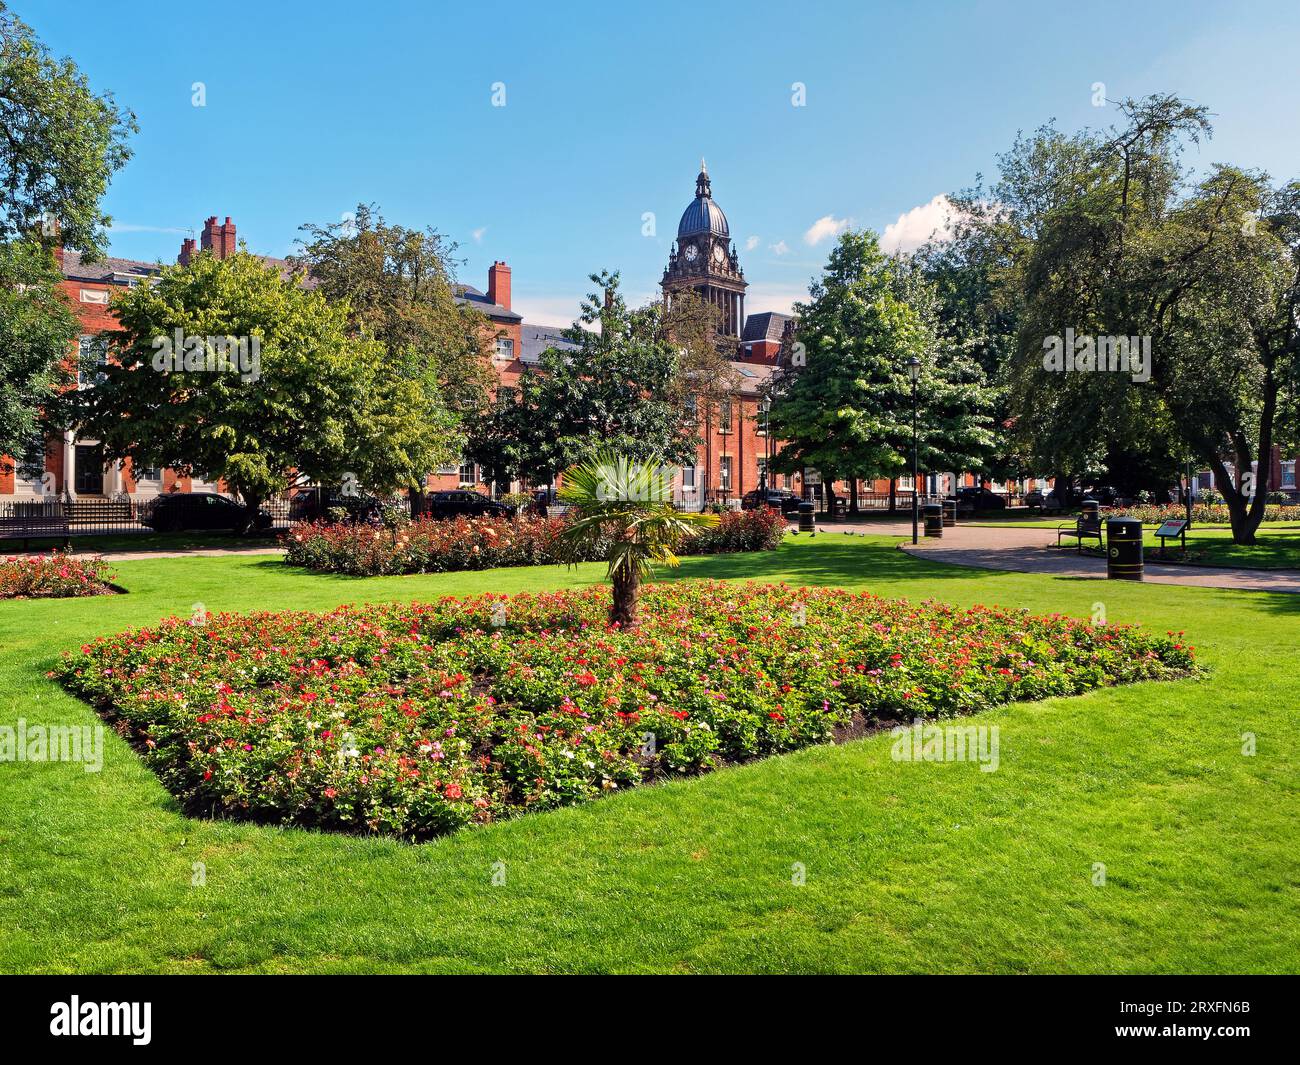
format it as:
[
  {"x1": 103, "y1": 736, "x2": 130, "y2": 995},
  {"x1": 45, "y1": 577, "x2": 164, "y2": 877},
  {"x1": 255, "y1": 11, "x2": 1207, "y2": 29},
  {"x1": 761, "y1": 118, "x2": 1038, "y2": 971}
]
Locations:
[
  {"x1": 680, "y1": 465, "x2": 696, "y2": 493},
  {"x1": 135, "y1": 466, "x2": 161, "y2": 482},
  {"x1": 77, "y1": 335, "x2": 106, "y2": 388},
  {"x1": 459, "y1": 460, "x2": 477, "y2": 484},
  {"x1": 436, "y1": 462, "x2": 458, "y2": 476},
  {"x1": 719, "y1": 397, "x2": 732, "y2": 433},
  {"x1": 719, "y1": 457, "x2": 732, "y2": 491},
  {"x1": 684, "y1": 394, "x2": 698, "y2": 419},
  {"x1": 1283, "y1": 461, "x2": 1296, "y2": 489},
  {"x1": 495, "y1": 337, "x2": 514, "y2": 360},
  {"x1": 898, "y1": 474, "x2": 914, "y2": 490},
  {"x1": 756, "y1": 456, "x2": 768, "y2": 487},
  {"x1": 757, "y1": 398, "x2": 770, "y2": 436}
]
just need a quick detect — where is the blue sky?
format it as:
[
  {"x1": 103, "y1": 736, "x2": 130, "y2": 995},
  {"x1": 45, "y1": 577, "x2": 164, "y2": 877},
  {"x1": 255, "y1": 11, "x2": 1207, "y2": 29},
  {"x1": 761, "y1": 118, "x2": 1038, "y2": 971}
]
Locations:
[{"x1": 25, "y1": 0, "x2": 1300, "y2": 326}]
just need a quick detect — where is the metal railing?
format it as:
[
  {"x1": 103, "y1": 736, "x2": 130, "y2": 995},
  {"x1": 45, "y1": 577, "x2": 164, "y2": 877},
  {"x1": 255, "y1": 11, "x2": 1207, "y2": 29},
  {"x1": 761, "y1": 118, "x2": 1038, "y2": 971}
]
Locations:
[{"x1": 0, "y1": 493, "x2": 302, "y2": 544}]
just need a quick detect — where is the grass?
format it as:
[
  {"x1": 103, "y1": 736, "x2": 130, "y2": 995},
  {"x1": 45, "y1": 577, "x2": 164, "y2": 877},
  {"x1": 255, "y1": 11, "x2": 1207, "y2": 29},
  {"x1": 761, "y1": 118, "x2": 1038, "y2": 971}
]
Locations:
[
  {"x1": 1, "y1": 538, "x2": 1297, "y2": 973},
  {"x1": 1, "y1": 530, "x2": 284, "y2": 556},
  {"x1": 1140, "y1": 526, "x2": 1300, "y2": 570}
]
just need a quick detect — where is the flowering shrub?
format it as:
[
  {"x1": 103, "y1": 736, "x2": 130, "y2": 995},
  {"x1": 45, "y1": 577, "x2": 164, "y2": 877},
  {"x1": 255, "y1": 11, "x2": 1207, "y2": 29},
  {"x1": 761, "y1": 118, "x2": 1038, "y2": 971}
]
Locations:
[
  {"x1": 0, "y1": 552, "x2": 117, "y2": 599},
  {"x1": 54, "y1": 581, "x2": 1195, "y2": 839},
  {"x1": 1107, "y1": 502, "x2": 1299, "y2": 525},
  {"x1": 688, "y1": 507, "x2": 787, "y2": 553},
  {"x1": 282, "y1": 510, "x2": 786, "y2": 576}
]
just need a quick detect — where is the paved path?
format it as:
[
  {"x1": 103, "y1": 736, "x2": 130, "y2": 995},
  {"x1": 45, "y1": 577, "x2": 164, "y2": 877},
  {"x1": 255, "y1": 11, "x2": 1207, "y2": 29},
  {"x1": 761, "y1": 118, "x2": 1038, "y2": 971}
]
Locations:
[{"x1": 899, "y1": 523, "x2": 1300, "y2": 594}]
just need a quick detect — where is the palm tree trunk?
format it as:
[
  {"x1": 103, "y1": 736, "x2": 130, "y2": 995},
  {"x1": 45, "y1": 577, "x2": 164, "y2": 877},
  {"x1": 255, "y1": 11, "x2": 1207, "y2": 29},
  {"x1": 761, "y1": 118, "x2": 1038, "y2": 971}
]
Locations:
[{"x1": 610, "y1": 567, "x2": 640, "y2": 629}]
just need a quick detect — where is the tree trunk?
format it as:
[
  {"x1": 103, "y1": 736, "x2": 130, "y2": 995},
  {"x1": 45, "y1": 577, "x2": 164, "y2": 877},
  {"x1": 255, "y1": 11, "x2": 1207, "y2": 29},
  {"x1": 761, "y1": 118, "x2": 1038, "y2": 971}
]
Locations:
[
  {"x1": 849, "y1": 477, "x2": 859, "y2": 515},
  {"x1": 610, "y1": 567, "x2": 640, "y2": 629},
  {"x1": 888, "y1": 478, "x2": 897, "y2": 513}
]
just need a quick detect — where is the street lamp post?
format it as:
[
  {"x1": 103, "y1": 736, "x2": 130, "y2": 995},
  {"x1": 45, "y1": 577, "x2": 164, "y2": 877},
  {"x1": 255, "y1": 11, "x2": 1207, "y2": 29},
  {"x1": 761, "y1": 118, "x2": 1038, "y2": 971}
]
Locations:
[{"x1": 908, "y1": 356, "x2": 921, "y2": 545}]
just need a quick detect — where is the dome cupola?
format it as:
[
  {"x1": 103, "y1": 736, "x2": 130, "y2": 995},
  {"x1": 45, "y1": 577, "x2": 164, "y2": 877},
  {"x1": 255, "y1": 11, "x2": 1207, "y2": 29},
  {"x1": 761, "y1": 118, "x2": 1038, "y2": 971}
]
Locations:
[{"x1": 677, "y1": 158, "x2": 730, "y2": 239}]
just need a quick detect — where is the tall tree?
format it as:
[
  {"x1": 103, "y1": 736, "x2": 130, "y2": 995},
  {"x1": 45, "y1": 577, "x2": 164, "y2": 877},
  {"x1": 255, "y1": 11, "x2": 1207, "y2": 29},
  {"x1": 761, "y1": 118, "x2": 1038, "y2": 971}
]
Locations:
[
  {"x1": 0, "y1": 3, "x2": 135, "y2": 257},
  {"x1": 55, "y1": 250, "x2": 434, "y2": 512},
  {"x1": 978, "y1": 94, "x2": 1298, "y2": 541},
  {"x1": 768, "y1": 231, "x2": 994, "y2": 493},
  {"x1": 0, "y1": 239, "x2": 76, "y2": 473},
  {"x1": 466, "y1": 271, "x2": 696, "y2": 486},
  {"x1": 0, "y1": 3, "x2": 133, "y2": 467}
]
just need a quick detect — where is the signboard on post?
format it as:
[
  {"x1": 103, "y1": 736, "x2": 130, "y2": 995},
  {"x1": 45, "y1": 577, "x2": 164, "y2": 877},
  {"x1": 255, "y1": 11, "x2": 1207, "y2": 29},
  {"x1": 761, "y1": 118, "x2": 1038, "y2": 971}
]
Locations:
[{"x1": 1155, "y1": 519, "x2": 1187, "y2": 538}]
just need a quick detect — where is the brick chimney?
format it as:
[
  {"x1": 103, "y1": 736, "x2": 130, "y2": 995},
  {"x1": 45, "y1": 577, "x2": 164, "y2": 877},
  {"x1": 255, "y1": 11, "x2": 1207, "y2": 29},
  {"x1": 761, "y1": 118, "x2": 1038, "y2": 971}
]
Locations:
[
  {"x1": 200, "y1": 215, "x2": 237, "y2": 259},
  {"x1": 487, "y1": 260, "x2": 511, "y2": 310},
  {"x1": 178, "y1": 237, "x2": 196, "y2": 266}
]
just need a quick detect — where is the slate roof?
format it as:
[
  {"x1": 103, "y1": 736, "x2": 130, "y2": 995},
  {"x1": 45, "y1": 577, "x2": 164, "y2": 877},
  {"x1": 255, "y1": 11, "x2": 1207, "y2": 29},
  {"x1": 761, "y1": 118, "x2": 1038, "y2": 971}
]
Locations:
[
  {"x1": 62, "y1": 250, "x2": 295, "y2": 283},
  {"x1": 453, "y1": 284, "x2": 522, "y2": 322},
  {"x1": 521, "y1": 324, "x2": 580, "y2": 364},
  {"x1": 741, "y1": 311, "x2": 794, "y2": 344}
]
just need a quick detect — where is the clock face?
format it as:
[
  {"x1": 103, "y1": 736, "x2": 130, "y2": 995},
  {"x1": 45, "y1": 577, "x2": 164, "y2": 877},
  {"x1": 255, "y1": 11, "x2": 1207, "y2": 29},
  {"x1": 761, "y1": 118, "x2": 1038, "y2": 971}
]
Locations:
[
  {"x1": 713, "y1": 244, "x2": 725, "y2": 263},
  {"x1": 683, "y1": 244, "x2": 698, "y2": 262}
]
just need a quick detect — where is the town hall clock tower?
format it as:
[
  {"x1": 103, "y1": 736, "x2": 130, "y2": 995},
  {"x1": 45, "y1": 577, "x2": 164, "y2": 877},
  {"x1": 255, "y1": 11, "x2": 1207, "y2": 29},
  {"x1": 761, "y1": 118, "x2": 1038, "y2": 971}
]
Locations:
[{"x1": 661, "y1": 160, "x2": 747, "y2": 349}]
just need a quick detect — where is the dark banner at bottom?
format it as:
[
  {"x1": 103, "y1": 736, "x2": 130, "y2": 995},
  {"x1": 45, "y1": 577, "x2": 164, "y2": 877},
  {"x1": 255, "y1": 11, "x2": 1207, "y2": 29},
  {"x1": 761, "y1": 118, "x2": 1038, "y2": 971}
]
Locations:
[{"x1": 0, "y1": 975, "x2": 1294, "y2": 1052}]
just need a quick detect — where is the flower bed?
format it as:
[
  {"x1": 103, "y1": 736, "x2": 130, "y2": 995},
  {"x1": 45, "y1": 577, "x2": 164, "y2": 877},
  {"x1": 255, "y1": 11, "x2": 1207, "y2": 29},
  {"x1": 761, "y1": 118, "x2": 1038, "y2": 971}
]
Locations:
[
  {"x1": 1108, "y1": 502, "x2": 1299, "y2": 525},
  {"x1": 282, "y1": 509, "x2": 786, "y2": 576},
  {"x1": 0, "y1": 552, "x2": 118, "y2": 599},
  {"x1": 54, "y1": 581, "x2": 1195, "y2": 839}
]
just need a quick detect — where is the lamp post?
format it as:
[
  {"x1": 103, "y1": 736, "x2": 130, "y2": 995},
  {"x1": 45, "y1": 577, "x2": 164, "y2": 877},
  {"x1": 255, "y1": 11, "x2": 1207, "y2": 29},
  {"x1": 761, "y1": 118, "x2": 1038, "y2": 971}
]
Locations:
[{"x1": 907, "y1": 356, "x2": 921, "y2": 544}]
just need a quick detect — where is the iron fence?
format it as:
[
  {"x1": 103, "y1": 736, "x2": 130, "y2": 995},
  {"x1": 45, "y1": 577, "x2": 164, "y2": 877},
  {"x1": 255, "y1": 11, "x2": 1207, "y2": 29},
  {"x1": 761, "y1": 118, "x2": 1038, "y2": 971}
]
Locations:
[{"x1": 0, "y1": 492, "x2": 304, "y2": 546}]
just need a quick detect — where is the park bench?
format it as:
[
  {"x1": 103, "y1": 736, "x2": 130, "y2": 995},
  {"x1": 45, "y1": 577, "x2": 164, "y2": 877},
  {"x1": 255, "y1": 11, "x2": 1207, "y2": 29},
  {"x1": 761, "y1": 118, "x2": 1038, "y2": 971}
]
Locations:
[{"x1": 1056, "y1": 511, "x2": 1103, "y2": 554}]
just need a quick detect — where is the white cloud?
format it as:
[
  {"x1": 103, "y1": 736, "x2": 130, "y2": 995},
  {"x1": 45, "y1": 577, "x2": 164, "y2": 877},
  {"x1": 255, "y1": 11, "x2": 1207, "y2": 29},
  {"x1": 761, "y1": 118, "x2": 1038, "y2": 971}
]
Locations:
[
  {"x1": 512, "y1": 293, "x2": 587, "y2": 330},
  {"x1": 769, "y1": 240, "x2": 791, "y2": 256},
  {"x1": 471, "y1": 227, "x2": 487, "y2": 244},
  {"x1": 108, "y1": 222, "x2": 191, "y2": 235},
  {"x1": 745, "y1": 235, "x2": 760, "y2": 251},
  {"x1": 803, "y1": 214, "x2": 850, "y2": 246},
  {"x1": 879, "y1": 194, "x2": 957, "y2": 254},
  {"x1": 743, "y1": 282, "x2": 809, "y2": 317}
]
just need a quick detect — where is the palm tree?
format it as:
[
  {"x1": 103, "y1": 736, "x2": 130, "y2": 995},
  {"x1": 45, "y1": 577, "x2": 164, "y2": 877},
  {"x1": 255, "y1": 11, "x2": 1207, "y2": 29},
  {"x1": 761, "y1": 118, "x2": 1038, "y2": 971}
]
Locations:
[{"x1": 556, "y1": 452, "x2": 718, "y2": 628}]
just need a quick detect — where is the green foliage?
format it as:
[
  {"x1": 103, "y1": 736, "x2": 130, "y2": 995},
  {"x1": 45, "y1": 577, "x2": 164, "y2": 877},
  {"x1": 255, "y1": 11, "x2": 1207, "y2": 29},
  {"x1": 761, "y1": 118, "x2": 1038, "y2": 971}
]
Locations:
[
  {"x1": 0, "y1": 4, "x2": 136, "y2": 257},
  {"x1": 556, "y1": 451, "x2": 718, "y2": 626},
  {"x1": 57, "y1": 251, "x2": 391, "y2": 507},
  {"x1": 968, "y1": 94, "x2": 1300, "y2": 541},
  {"x1": 768, "y1": 230, "x2": 994, "y2": 484},
  {"x1": 0, "y1": 239, "x2": 77, "y2": 465},
  {"x1": 466, "y1": 272, "x2": 697, "y2": 486}
]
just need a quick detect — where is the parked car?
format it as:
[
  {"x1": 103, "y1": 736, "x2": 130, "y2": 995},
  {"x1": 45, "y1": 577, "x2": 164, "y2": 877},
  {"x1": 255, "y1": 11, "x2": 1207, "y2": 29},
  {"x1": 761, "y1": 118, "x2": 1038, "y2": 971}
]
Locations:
[
  {"x1": 423, "y1": 490, "x2": 510, "y2": 520},
  {"x1": 144, "y1": 492, "x2": 273, "y2": 533},
  {"x1": 741, "y1": 488, "x2": 800, "y2": 514},
  {"x1": 1025, "y1": 489, "x2": 1065, "y2": 514},
  {"x1": 955, "y1": 486, "x2": 1008, "y2": 510}
]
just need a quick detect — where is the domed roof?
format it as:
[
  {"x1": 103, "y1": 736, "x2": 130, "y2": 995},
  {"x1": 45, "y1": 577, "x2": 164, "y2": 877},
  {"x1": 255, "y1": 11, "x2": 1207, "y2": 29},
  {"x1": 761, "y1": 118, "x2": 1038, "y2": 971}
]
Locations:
[{"x1": 677, "y1": 159, "x2": 730, "y2": 239}]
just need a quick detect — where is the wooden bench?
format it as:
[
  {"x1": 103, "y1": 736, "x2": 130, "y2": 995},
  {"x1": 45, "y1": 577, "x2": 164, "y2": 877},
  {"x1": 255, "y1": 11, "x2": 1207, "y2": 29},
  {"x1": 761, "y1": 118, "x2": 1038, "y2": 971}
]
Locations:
[{"x1": 1057, "y1": 513, "x2": 1103, "y2": 554}]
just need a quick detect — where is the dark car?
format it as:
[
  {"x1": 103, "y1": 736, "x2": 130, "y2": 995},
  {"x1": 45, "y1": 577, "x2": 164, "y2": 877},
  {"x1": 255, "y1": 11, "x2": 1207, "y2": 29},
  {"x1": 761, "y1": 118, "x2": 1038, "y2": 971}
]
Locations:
[
  {"x1": 741, "y1": 488, "x2": 800, "y2": 514},
  {"x1": 424, "y1": 490, "x2": 510, "y2": 520},
  {"x1": 955, "y1": 486, "x2": 1008, "y2": 510},
  {"x1": 1024, "y1": 489, "x2": 1064, "y2": 513},
  {"x1": 144, "y1": 492, "x2": 273, "y2": 533}
]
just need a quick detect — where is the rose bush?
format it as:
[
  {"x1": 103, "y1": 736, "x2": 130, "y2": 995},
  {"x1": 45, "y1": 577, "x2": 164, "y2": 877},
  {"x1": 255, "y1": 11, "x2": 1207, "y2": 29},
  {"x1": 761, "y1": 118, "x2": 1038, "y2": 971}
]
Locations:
[
  {"x1": 54, "y1": 580, "x2": 1196, "y2": 839},
  {"x1": 0, "y1": 552, "x2": 117, "y2": 599},
  {"x1": 1107, "y1": 502, "x2": 1298, "y2": 525},
  {"x1": 282, "y1": 509, "x2": 786, "y2": 576}
]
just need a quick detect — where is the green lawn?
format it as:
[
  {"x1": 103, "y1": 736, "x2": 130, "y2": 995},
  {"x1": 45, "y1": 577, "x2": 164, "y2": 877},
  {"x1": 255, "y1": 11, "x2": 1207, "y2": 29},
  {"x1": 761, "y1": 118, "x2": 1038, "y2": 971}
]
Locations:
[
  {"x1": 1, "y1": 538, "x2": 1297, "y2": 973},
  {"x1": 1141, "y1": 526, "x2": 1300, "y2": 570},
  {"x1": 2, "y1": 530, "x2": 283, "y2": 555}
]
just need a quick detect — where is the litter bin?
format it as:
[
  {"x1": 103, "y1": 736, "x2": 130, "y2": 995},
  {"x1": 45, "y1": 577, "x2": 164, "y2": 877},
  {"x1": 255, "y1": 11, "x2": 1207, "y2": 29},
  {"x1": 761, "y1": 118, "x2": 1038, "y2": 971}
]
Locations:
[
  {"x1": 1081, "y1": 498, "x2": 1100, "y2": 524},
  {"x1": 923, "y1": 503, "x2": 944, "y2": 538},
  {"x1": 1106, "y1": 516, "x2": 1144, "y2": 581},
  {"x1": 942, "y1": 498, "x2": 957, "y2": 527},
  {"x1": 797, "y1": 500, "x2": 815, "y2": 533}
]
